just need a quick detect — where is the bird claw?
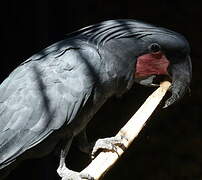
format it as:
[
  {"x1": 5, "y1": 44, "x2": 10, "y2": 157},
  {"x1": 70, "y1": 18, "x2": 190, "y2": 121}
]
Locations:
[
  {"x1": 91, "y1": 135, "x2": 127, "y2": 159},
  {"x1": 80, "y1": 173, "x2": 95, "y2": 180},
  {"x1": 57, "y1": 165, "x2": 94, "y2": 180}
]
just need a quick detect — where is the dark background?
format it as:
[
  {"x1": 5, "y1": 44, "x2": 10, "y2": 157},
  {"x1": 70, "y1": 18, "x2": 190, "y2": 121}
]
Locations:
[{"x1": 1, "y1": 0, "x2": 201, "y2": 179}]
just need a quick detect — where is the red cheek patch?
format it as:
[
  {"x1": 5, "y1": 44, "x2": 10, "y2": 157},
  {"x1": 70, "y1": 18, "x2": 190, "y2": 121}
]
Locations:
[{"x1": 135, "y1": 52, "x2": 169, "y2": 78}]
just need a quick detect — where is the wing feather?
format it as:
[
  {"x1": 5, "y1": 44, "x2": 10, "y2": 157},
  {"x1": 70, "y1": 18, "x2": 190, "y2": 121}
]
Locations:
[{"x1": 0, "y1": 47, "x2": 95, "y2": 169}]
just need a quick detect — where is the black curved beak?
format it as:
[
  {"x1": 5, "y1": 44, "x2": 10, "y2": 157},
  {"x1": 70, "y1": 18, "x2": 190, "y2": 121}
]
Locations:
[{"x1": 164, "y1": 55, "x2": 192, "y2": 108}]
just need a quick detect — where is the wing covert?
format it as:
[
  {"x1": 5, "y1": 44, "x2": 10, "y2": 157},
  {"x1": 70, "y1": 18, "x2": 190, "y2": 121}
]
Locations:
[{"x1": 0, "y1": 47, "x2": 96, "y2": 169}]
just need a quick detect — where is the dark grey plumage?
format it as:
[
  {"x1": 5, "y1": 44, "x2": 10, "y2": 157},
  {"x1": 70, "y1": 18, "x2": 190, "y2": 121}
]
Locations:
[
  {"x1": 0, "y1": 19, "x2": 192, "y2": 178},
  {"x1": 0, "y1": 46, "x2": 93, "y2": 168}
]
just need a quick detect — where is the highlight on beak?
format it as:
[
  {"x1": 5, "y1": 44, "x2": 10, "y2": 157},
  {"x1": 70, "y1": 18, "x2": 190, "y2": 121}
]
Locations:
[
  {"x1": 163, "y1": 80, "x2": 190, "y2": 108},
  {"x1": 163, "y1": 56, "x2": 192, "y2": 108}
]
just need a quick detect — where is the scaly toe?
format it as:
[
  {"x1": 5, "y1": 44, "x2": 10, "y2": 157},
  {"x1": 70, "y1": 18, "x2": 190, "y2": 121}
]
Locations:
[
  {"x1": 80, "y1": 173, "x2": 95, "y2": 180},
  {"x1": 91, "y1": 136, "x2": 127, "y2": 158}
]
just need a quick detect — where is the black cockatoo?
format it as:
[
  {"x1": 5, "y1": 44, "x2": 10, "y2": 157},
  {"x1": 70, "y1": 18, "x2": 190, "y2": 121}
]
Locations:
[{"x1": 0, "y1": 19, "x2": 192, "y2": 179}]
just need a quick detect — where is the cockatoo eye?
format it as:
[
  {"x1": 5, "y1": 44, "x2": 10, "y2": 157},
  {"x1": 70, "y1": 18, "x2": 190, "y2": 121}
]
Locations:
[{"x1": 149, "y1": 43, "x2": 161, "y2": 53}]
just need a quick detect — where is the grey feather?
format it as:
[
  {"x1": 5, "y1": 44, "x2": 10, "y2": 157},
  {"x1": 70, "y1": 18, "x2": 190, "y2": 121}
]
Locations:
[
  {"x1": 0, "y1": 19, "x2": 191, "y2": 174},
  {"x1": 0, "y1": 46, "x2": 96, "y2": 169}
]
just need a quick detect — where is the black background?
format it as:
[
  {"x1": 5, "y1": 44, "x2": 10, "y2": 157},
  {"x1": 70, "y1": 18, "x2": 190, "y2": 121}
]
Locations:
[{"x1": 1, "y1": 0, "x2": 202, "y2": 179}]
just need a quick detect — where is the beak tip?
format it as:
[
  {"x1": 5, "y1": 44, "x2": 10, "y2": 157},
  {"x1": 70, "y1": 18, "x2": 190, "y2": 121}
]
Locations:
[
  {"x1": 163, "y1": 101, "x2": 170, "y2": 108},
  {"x1": 163, "y1": 97, "x2": 175, "y2": 108}
]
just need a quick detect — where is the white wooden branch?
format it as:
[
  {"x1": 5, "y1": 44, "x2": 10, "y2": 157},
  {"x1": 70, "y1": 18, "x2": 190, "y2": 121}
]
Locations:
[{"x1": 80, "y1": 81, "x2": 171, "y2": 180}]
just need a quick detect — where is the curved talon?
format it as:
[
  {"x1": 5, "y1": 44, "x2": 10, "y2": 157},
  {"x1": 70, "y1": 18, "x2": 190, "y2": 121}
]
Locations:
[
  {"x1": 80, "y1": 173, "x2": 95, "y2": 180},
  {"x1": 57, "y1": 166, "x2": 94, "y2": 180},
  {"x1": 91, "y1": 136, "x2": 126, "y2": 159}
]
